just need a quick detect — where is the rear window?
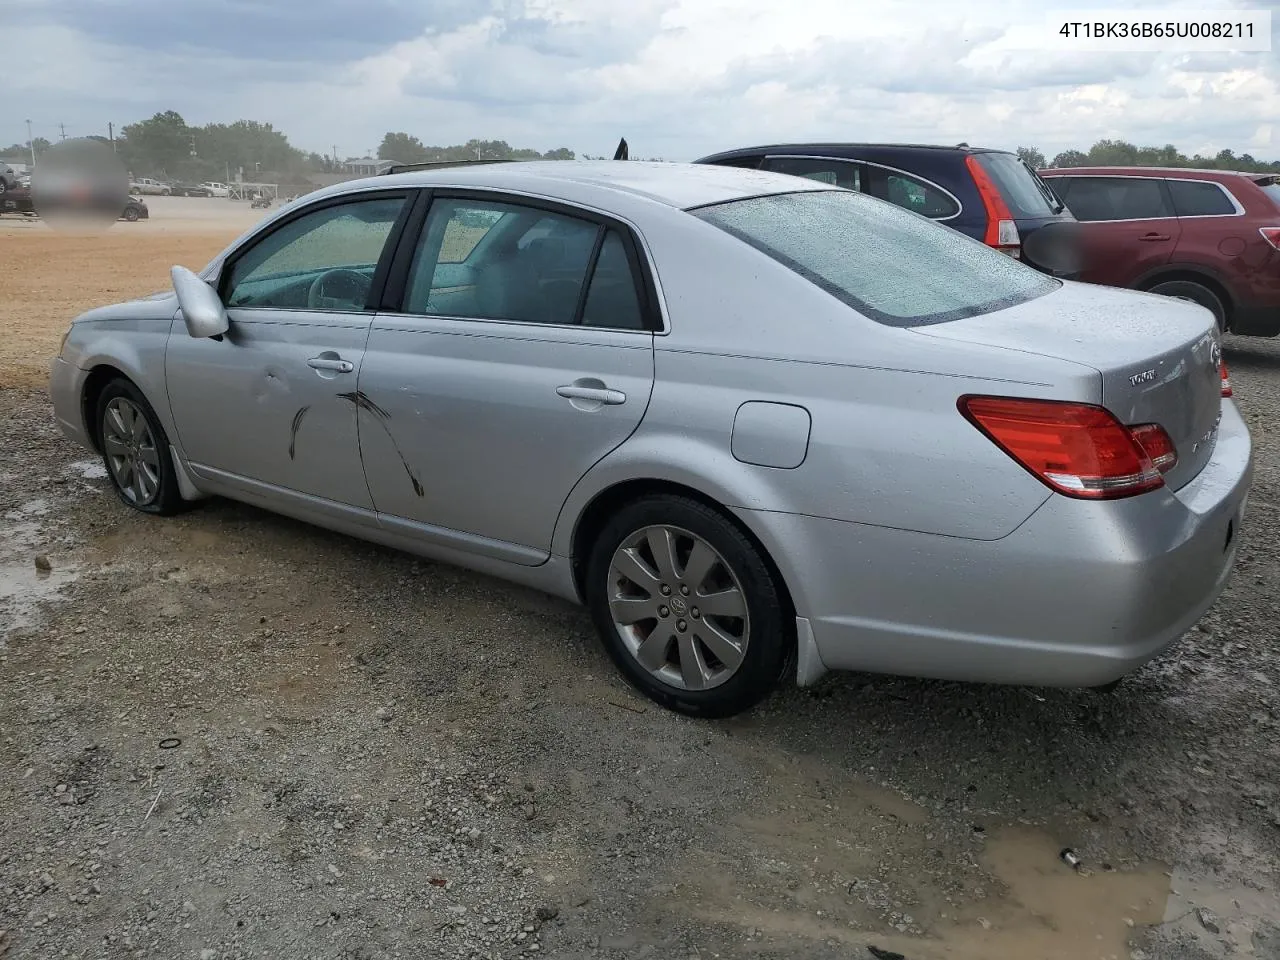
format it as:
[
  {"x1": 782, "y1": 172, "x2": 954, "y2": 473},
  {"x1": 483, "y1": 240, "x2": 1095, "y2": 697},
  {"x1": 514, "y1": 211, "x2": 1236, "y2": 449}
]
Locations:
[
  {"x1": 1256, "y1": 178, "x2": 1280, "y2": 209},
  {"x1": 974, "y1": 153, "x2": 1061, "y2": 218},
  {"x1": 691, "y1": 190, "x2": 1060, "y2": 327}
]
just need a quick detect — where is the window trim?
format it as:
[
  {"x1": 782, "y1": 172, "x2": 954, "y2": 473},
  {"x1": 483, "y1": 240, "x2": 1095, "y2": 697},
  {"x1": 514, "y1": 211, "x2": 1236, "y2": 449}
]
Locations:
[
  {"x1": 1044, "y1": 173, "x2": 1243, "y2": 222},
  {"x1": 379, "y1": 187, "x2": 666, "y2": 334},
  {"x1": 216, "y1": 188, "x2": 417, "y2": 312},
  {"x1": 761, "y1": 154, "x2": 964, "y2": 222}
]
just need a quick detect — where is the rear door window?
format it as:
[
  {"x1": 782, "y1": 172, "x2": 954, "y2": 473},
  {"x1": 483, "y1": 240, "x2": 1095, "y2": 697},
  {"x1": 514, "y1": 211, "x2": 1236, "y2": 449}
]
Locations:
[
  {"x1": 762, "y1": 156, "x2": 865, "y2": 191},
  {"x1": 863, "y1": 165, "x2": 960, "y2": 219},
  {"x1": 1167, "y1": 179, "x2": 1238, "y2": 217},
  {"x1": 972, "y1": 153, "x2": 1061, "y2": 218},
  {"x1": 1060, "y1": 177, "x2": 1174, "y2": 222}
]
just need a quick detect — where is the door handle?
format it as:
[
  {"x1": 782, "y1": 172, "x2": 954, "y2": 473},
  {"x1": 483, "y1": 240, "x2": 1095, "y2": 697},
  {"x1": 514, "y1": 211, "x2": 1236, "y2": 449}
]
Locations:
[
  {"x1": 308, "y1": 356, "x2": 354, "y2": 373},
  {"x1": 1139, "y1": 233, "x2": 1171, "y2": 241},
  {"x1": 557, "y1": 384, "x2": 626, "y2": 405}
]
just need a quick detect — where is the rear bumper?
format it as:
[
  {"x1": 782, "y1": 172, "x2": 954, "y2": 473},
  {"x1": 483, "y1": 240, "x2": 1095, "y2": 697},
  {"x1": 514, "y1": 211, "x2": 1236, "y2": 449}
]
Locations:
[
  {"x1": 1230, "y1": 303, "x2": 1280, "y2": 338},
  {"x1": 738, "y1": 400, "x2": 1253, "y2": 688}
]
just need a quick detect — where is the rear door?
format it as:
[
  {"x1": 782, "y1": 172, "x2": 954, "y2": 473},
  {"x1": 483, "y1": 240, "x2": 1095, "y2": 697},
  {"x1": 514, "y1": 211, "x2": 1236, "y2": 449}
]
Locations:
[
  {"x1": 1056, "y1": 175, "x2": 1182, "y2": 287},
  {"x1": 1166, "y1": 177, "x2": 1249, "y2": 267},
  {"x1": 356, "y1": 191, "x2": 658, "y2": 563}
]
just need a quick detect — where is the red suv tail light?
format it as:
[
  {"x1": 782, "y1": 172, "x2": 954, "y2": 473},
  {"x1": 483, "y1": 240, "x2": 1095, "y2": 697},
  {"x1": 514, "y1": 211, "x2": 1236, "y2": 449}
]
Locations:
[
  {"x1": 1260, "y1": 227, "x2": 1280, "y2": 250},
  {"x1": 959, "y1": 396, "x2": 1169, "y2": 499},
  {"x1": 1220, "y1": 359, "x2": 1233, "y2": 397},
  {"x1": 965, "y1": 155, "x2": 1021, "y2": 257}
]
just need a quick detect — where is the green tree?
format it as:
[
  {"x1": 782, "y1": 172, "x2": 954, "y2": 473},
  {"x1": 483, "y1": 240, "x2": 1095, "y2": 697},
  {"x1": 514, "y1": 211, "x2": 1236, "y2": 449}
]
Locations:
[
  {"x1": 377, "y1": 132, "x2": 430, "y2": 163},
  {"x1": 1016, "y1": 146, "x2": 1046, "y2": 169},
  {"x1": 118, "y1": 110, "x2": 192, "y2": 177},
  {"x1": 1049, "y1": 149, "x2": 1089, "y2": 168}
]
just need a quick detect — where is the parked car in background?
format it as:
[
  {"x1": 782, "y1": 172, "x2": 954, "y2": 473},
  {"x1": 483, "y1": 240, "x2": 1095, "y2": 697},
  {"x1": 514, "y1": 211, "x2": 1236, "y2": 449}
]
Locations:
[
  {"x1": 0, "y1": 184, "x2": 148, "y2": 222},
  {"x1": 120, "y1": 195, "x2": 149, "y2": 222},
  {"x1": 1039, "y1": 167, "x2": 1280, "y2": 336},
  {"x1": 48, "y1": 161, "x2": 1249, "y2": 717},
  {"x1": 200, "y1": 182, "x2": 231, "y2": 198},
  {"x1": 696, "y1": 143, "x2": 1081, "y2": 276},
  {"x1": 170, "y1": 181, "x2": 212, "y2": 197},
  {"x1": 0, "y1": 162, "x2": 18, "y2": 193},
  {"x1": 129, "y1": 177, "x2": 172, "y2": 196}
]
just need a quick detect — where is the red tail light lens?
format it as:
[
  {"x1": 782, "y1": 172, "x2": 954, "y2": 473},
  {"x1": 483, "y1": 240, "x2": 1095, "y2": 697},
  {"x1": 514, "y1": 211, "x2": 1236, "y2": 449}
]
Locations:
[
  {"x1": 965, "y1": 155, "x2": 1021, "y2": 255},
  {"x1": 1129, "y1": 423, "x2": 1178, "y2": 473},
  {"x1": 1220, "y1": 360, "x2": 1233, "y2": 397},
  {"x1": 1260, "y1": 227, "x2": 1280, "y2": 250},
  {"x1": 959, "y1": 396, "x2": 1166, "y2": 499}
]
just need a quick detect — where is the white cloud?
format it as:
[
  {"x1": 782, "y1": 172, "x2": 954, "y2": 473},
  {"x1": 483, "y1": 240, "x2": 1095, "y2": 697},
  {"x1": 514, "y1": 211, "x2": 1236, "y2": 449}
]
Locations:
[{"x1": 2, "y1": 0, "x2": 1276, "y2": 164}]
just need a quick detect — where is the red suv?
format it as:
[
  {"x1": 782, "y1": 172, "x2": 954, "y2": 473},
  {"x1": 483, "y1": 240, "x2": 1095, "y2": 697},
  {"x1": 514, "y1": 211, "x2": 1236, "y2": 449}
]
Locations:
[{"x1": 1039, "y1": 166, "x2": 1280, "y2": 336}]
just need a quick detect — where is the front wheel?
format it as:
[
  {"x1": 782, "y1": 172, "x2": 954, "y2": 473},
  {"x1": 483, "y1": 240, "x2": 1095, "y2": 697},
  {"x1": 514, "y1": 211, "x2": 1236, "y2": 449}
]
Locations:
[
  {"x1": 584, "y1": 494, "x2": 792, "y2": 717},
  {"x1": 122, "y1": 207, "x2": 139, "y2": 222},
  {"x1": 96, "y1": 379, "x2": 188, "y2": 515}
]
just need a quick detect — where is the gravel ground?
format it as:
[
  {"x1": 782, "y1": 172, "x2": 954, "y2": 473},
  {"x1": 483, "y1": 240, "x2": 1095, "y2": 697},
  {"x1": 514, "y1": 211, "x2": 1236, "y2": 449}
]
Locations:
[{"x1": 2, "y1": 334, "x2": 1279, "y2": 960}]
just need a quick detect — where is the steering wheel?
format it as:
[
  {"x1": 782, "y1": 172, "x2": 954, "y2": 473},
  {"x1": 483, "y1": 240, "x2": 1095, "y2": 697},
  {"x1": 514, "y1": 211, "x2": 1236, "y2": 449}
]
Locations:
[{"x1": 307, "y1": 268, "x2": 372, "y2": 310}]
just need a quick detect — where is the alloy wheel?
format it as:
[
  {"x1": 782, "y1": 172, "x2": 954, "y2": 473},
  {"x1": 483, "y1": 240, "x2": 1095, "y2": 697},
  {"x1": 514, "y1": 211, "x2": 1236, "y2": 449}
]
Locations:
[
  {"x1": 606, "y1": 524, "x2": 750, "y2": 691},
  {"x1": 102, "y1": 397, "x2": 161, "y2": 506}
]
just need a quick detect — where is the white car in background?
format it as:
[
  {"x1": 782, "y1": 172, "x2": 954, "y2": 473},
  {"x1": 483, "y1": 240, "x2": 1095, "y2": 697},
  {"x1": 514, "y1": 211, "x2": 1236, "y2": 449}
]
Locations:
[{"x1": 200, "y1": 182, "x2": 231, "y2": 198}]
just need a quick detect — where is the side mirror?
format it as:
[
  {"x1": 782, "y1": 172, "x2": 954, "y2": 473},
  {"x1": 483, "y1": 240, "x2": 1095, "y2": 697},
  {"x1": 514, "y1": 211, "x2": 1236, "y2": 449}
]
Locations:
[{"x1": 171, "y1": 265, "x2": 229, "y2": 339}]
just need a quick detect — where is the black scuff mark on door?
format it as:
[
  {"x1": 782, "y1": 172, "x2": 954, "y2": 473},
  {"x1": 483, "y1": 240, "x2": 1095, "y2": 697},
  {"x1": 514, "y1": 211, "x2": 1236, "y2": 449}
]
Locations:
[
  {"x1": 336, "y1": 390, "x2": 424, "y2": 497},
  {"x1": 288, "y1": 405, "x2": 310, "y2": 460}
]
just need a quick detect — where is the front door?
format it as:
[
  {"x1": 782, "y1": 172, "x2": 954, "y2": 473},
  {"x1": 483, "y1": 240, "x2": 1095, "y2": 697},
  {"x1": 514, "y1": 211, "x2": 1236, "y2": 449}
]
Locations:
[
  {"x1": 165, "y1": 192, "x2": 412, "y2": 509},
  {"x1": 357, "y1": 193, "x2": 658, "y2": 561}
]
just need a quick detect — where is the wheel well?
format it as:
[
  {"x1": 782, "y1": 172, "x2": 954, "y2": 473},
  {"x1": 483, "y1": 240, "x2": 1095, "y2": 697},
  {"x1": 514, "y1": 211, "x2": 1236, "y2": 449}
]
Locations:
[
  {"x1": 1138, "y1": 270, "x2": 1234, "y2": 325},
  {"x1": 569, "y1": 478, "x2": 797, "y2": 623},
  {"x1": 80, "y1": 364, "x2": 131, "y2": 453}
]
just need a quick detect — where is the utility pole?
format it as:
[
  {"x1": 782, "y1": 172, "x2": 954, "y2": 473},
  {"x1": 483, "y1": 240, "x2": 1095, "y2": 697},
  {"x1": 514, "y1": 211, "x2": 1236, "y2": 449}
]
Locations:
[
  {"x1": 108, "y1": 122, "x2": 116, "y2": 151},
  {"x1": 26, "y1": 119, "x2": 36, "y2": 166},
  {"x1": 59, "y1": 123, "x2": 67, "y2": 141}
]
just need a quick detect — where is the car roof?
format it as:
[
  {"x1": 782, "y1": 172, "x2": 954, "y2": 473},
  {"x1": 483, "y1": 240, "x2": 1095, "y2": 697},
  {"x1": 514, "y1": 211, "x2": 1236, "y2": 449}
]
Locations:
[
  {"x1": 336, "y1": 160, "x2": 836, "y2": 211},
  {"x1": 697, "y1": 142, "x2": 1007, "y2": 161},
  {"x1": 1039, "y1": 166, "x2": 1256, "y2": 180}
]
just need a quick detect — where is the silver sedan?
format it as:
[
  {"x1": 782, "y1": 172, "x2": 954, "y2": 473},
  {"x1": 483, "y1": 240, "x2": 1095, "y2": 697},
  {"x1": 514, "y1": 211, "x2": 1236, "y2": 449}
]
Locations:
[{"x1": 49, "y1": 161, "x2": 1253, "y2": 717}]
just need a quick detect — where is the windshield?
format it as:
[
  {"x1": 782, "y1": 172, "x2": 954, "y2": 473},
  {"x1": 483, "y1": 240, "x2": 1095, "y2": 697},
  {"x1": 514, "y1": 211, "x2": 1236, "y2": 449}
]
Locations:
[
  {"x1": 976, "y1": 152, "x2": 1064, "y2": 217},
  {"x1": 691, "y1": 190, "x2": 1060, "y2": 327}
]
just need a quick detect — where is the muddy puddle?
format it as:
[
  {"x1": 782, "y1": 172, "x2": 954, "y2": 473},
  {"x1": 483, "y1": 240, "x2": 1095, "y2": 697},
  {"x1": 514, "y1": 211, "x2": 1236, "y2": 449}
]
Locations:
[
  {"x1": 672, "y1": 753, "x2": 1182, "y2": 959},
  {"x1": 0, "y1": 493, "x2": 81, "y2": 642}
]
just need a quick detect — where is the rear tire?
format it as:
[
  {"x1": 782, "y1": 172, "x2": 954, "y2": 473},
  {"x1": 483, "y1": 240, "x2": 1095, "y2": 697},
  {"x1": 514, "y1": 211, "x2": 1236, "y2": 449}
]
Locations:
[
  {"x1": 123, "y1": 207, "x2": 139, "y2": 222},
  {"x1": 96, "y1": 379, "x2": 188, "y2": 516},
  {"x1": 1147, "y1": 280, "x2": 1226, "y2": 331},
  {"x1": 584, "y1": 494, "x2": 792, "y2": 718}
]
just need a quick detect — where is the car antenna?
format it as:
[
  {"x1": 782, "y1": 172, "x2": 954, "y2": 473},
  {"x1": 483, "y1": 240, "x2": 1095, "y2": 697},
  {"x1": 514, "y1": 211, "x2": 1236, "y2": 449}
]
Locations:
[{"x1": 613, "y1": 137, "x2": 629, "y2": 160}]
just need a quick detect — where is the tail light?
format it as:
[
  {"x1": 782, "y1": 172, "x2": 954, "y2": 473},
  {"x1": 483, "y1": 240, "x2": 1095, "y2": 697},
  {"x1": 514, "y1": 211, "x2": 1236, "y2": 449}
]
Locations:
[
  {"x1": 1260, "y1": 227, "x2": 1280, "y2": 250},
  {"x1": 1129, "y1": 423, "x2": 1178, "y2": 473},
  {"x1": 959, "y1": 396, "x2": 1169, "y2": 499},
  {"x1": 965, "y1": 155, "x2": 1021, "y2": 257},
  {"x1": 1220, "y1": 359, "x2": 1232, "y2": 397}
]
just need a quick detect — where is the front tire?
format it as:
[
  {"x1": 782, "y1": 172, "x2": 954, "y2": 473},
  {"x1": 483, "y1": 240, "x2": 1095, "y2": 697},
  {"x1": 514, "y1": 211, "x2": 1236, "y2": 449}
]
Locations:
[
  {"x1": 96, "y1": 379, "x2": 187, "y2": 516},
  {"x1": 122, "y1": 207, "x2": 139, "y2": 222},
  {"x1": 584, "y1": 494, "x2": 792, "y2": 718},
  {"x1": 1147, "y1": 280, "x2": 1226, "y2": 330}
]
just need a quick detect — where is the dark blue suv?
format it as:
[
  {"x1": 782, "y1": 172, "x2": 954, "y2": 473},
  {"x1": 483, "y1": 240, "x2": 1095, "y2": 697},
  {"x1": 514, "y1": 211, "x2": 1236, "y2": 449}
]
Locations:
[{"x1": 696, "y1": 143, "x2": 1080, "y2": 276}]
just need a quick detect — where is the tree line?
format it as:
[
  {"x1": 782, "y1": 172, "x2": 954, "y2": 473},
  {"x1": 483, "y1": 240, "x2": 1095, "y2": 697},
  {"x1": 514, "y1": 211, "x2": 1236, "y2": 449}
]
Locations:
[
  {"x1": 2, "y1": 112, "x2": 576, "y2": 185},
  {"x1": 1015, "y1": 139, "x2": 1279, "y2": 173}
]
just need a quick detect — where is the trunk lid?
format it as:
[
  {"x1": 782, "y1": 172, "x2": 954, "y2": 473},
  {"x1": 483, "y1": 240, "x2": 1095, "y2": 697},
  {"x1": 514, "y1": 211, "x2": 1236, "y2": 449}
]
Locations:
[{"x1": 914, "y1": 281, "x2": 1224, "y2": 491}]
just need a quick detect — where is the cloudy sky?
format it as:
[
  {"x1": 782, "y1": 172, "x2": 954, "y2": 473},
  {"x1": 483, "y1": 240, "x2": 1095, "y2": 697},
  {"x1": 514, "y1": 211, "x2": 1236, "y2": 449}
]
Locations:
[{"x1": 5, "y1": 0, "x2": 1277, "y2": 162}]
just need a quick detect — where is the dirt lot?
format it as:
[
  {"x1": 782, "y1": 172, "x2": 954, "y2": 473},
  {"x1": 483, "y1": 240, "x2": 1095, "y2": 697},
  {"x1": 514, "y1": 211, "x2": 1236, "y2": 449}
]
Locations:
[{"x1": 2, "y1": 205, "x2": 1279, "y2": 960}]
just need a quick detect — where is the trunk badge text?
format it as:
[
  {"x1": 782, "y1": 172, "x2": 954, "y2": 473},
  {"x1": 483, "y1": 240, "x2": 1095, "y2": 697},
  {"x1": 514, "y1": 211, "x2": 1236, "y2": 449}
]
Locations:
[{"x1": 1128, "y1": 368, "x2": 1157, "y2": 386}]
